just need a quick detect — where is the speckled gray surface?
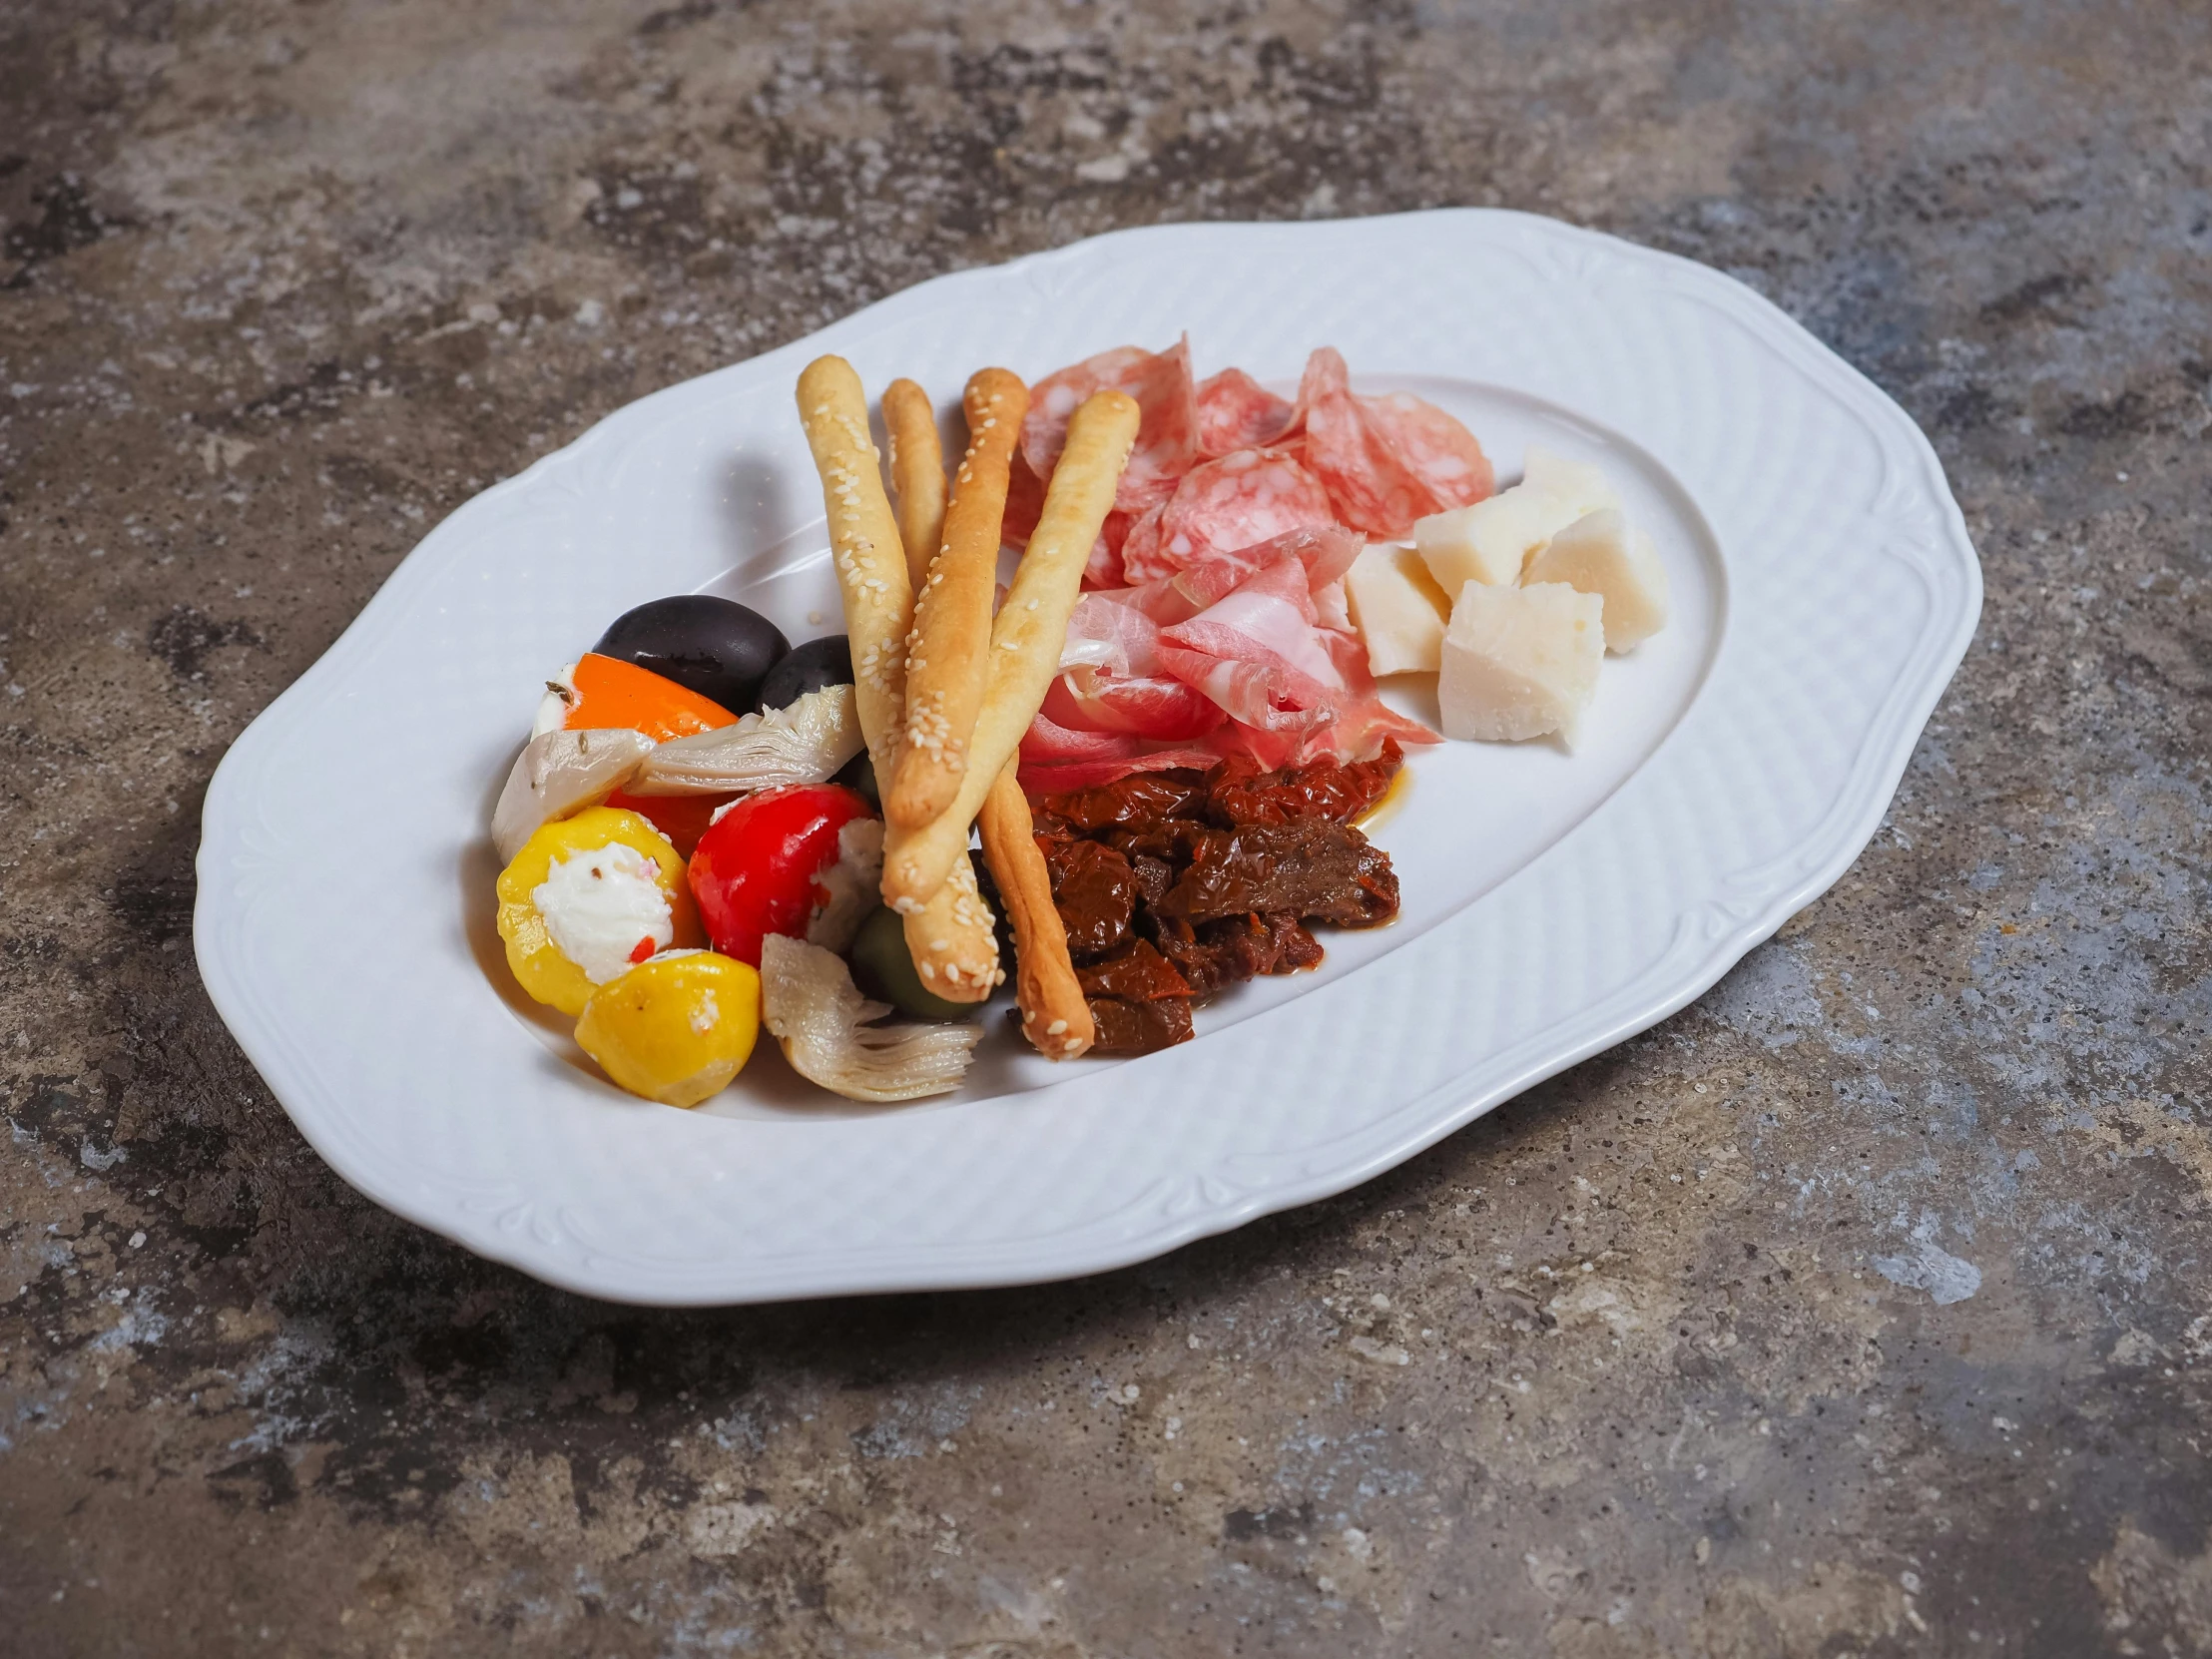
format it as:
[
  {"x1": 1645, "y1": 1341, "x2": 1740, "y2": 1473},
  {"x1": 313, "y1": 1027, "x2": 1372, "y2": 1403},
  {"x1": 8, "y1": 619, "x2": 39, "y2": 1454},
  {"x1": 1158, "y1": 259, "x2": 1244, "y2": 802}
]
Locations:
[{"x1": 4, "y1": 2, "x2": 2210, "y2": 1653}]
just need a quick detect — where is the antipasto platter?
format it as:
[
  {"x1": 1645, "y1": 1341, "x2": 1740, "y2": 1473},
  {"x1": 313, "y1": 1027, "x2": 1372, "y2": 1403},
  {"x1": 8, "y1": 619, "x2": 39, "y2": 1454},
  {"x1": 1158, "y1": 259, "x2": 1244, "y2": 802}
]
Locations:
[{"x1": 195, "y1": 212, "x2": 1979, "y2": 1303}]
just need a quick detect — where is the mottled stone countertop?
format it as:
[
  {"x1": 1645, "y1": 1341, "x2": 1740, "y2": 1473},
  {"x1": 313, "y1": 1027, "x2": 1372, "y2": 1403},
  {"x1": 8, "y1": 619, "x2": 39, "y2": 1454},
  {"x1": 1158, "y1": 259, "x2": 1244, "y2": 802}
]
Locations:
[{"x1": 4, "y1": 3, "x2": 2208, "y2": 1654}]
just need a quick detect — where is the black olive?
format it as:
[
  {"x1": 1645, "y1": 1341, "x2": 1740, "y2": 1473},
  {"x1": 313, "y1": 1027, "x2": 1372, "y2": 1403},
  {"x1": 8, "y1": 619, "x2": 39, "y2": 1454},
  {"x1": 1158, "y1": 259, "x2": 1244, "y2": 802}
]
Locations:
[
  {"x1": 758, "y1": 634, "x2": 854, "y2": 715},
  {"x1": 847, "y1": 905, "x2": 975, "y2": 1022},
  {"x1": 592, "y1": 596, "x2": 790, "y2": 717}
]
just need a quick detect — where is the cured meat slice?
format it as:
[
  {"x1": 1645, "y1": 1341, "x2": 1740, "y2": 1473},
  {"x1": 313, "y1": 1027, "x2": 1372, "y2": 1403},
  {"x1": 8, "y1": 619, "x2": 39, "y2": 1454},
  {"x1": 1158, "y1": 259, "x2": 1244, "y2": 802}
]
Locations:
[
  {"x1": 1119, "y1": 448, "x2": 1338, "y2": 583},
  {"x1": 1295, "y1": 346, "x2": 1494, "y2": 536},
  {"x1": 1042, "y1": 669, "x2": 1224, "y2": 742},
  {"x1": 1021, "y1": 338, "x2": 1200, "y2": 515},
  {"x1": 1171, "y1": 525, "x2": 1365, "y2": 613},
  {"x1": 1153, "y1": 556, "x2": 1439, "y2": 763},
  {"x1": 1049, "y1": 592, "x2": 1224, "y2": 741},
  {"x1": 1018, "y1": 711, "x2": 1220, "y2": 791},
  {"x1": 1296, "y1": 689, "x2": 1437, "y2": 766},
  {"x1": 1081, "y1": 533, "x2": 1125, "y2": 590},
  {"x1": 1060, "y1": 590, "x2": 1171, "y2": 678},
  {"x1": 1086, "y1": 525, "x2": 1365, "y2": 632},
  {"x1": 1000, "y1": 449, "x2": 1047, "y2": 548},
  {"x1": 1156, "y1": 556, "x2": 1341, "y2": 737},
  {"x1": 1195, "y1": 367, "x2": 1299, "y2": 456}
]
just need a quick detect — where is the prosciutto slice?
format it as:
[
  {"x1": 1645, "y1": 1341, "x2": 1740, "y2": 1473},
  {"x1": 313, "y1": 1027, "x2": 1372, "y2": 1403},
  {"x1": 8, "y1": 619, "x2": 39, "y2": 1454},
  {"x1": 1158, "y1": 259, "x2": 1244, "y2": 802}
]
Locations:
[
  {"x1": 1196, "y1": 367, "x2": 1299, "y2": 455},
  {"x1": 1294, "y1": 346, "x2": 1494, "y2": 537},
  {"x1": 1018, "y1": 712, "x2": 1222, "y2": 793},
  {"x1": 1042, "y1": 670, "x2": 1223, "y2": 741},
  {"x1": 1049, "y1": 591, "x2": 1226, "y2": 741},
  {"x1": 1119, "y1": 448, "x2": 1339, "y2": 583},
  {"x1": 1153, "y1": 557, "x2": 1437, "y2": 763},
  {"x1": 1171, "y1": 524, "x2": 1364, "y2": 612},
  {"x1": 1021, "y1": 338, "x2": 1199, "y2": 515}
]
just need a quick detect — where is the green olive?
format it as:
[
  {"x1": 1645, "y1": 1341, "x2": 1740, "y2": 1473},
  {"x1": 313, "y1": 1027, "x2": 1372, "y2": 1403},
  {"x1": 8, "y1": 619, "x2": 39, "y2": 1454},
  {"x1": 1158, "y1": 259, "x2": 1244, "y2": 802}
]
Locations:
[{"x1": 848, "y1": 904, "x2": 975, "y2": 1022}]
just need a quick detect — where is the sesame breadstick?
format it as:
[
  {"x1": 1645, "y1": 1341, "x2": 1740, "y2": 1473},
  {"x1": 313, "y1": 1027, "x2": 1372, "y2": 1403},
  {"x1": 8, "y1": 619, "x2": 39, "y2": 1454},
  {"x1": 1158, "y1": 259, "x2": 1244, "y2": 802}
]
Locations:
[
  {"x1": 880, "y1": 387, "x2": 1139, "y2": 912},
  {"x1": 887, "y1": 367, "x2": 1029, "y2": 832},
  {"x1": 903, "y1": 849, "x2": 1001, "y2": 1003},
  {"x1": 796, "y1": 355, "x2": 909, "y2": 776},
  {"x1": 795, "y1": 355, "x2": 998, "y2": 997},
  {"x1": 882, "y1": 378, "x2": 945, "y2": 591},
  {"x1": 979, "y1": 760, "x2": 1093, "y2": 1059}
]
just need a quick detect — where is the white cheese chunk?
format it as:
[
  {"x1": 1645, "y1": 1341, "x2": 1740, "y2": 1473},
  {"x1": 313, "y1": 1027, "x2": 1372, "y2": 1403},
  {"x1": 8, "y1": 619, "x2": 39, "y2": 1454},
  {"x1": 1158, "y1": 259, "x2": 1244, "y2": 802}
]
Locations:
[
  {"x1": 1522, "y1": 509, "x2": 1671, "y2": 653},
  {"x1": 1437, "y1": 581, "x2": 1605, "y2": 744},
  {"x1": 806, "y1": 817, "x2": 885, "y2": 955},
  {"x1": 1521, "y1": 447, "x2": 1621, "y2": 519},
  {"x1": 1416, "y1": 482, "x2": 1581, "y2": 594},
  {"x1": 1346, "y1": 543, "x2": 1452, "y2": 676},
  {"x1": 531, "y1": 840, "x2": 674, "y2": 983}
]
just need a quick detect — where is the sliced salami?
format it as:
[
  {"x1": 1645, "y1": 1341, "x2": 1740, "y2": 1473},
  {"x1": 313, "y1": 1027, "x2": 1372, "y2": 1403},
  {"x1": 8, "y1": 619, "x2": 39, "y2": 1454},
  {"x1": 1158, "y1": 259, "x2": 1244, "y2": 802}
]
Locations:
[
  {"x1": 1295, "y1": 346, "x2": 1494, "y2": 536},
  {"x1": 1195, "y1": 367, "x2": 1299, "y2": 456},
  {"x1": 1021, "y1": 337, "x2": 1200, "y2": 515},
  {"x1": 1119, "y1": 448, "x2": 1339, "y2": 582}
]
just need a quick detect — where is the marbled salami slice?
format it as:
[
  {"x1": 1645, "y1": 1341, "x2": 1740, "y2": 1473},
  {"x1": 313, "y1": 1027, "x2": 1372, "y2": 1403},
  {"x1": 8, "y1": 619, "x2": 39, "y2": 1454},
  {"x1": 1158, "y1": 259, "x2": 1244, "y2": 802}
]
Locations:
[
  {"x1": 1021, "y1": 338, "x2": 1200, "y2": 515},
  {"x1": 1196, "y1": 367, "x2": 1299, "y2": 456},
  {"x1": 1118, "y1": 448, "x2": 1339, "y2": 582},
  {"x1": 1295, "y1": 346, "x2": 1494, "y2": 536}
]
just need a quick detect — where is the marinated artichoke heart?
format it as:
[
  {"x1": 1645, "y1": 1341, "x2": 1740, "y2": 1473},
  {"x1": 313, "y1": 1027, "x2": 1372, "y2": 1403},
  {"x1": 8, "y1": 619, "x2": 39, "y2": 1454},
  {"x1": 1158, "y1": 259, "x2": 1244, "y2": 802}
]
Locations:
[
  {"x1": 630, "y1": 684, "x2": 863, "y2": 799},
  {"x1": 492, "y1": 727, "x2": 656, "y2": 864},
  {"x1": 759, "y1": 934, "x2": 980, "y2": 1103}
]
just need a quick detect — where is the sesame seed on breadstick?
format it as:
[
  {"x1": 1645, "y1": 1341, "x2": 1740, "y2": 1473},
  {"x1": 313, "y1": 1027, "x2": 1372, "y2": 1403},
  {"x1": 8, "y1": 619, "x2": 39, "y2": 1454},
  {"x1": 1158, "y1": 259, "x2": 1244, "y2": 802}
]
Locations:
[
  {"x1": 795, "y1": 355, "x2": 909, "y2": 777},
  {"x1": 795, "y1": 355, "x2": 997, "y2": 993},
  {"x1": 880, "y1": 387, "x2": 1139, "y2": 912},
  {"x1": 887, "y1": 367, "x2": 1029, "y2": 832}
]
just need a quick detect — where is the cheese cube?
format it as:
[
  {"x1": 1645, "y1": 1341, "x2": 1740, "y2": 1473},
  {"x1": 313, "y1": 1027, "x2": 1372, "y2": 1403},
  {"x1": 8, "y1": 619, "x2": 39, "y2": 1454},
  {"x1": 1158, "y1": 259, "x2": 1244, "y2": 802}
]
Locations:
[
  {"x1": 1521, "y1": 447, "x2": 1621, "y2": 519},
  {"x1": 1416, "y1": 481, "x2": 1581, "y2": 594},
  {"x1": 1522, "y1": 509, "x2": 1670, "y2": 653},
  {"x1": 1437, "y1": 581, "x2": 1604, "y2": 744},
  {"x1": 1346, "y1": 543, "x2": 1452, "y2": 675}
]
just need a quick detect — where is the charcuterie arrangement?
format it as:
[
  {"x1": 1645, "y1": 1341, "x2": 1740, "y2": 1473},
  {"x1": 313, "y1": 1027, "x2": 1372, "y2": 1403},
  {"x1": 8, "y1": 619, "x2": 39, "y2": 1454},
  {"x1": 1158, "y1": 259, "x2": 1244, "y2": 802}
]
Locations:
[{"x1": 486, "y1": 339, "x2": 1669, "y2": 1106}]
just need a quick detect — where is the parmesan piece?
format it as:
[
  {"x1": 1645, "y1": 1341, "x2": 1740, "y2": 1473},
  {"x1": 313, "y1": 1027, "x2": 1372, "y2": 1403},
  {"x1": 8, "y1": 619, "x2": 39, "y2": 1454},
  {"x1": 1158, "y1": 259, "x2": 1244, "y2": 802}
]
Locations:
[
  {"x1": 1522, "y1": 509, "x2": 1671, "y2": 653},
  {"x1": 1415, "y1": 482, "x2": 1580, "y2": 593},
  {"x1": 1521, "y1": 447, "x2": 1622, "y2": 519},
  {"x1": 1437, "y1": 581, "x2": 1604, "y2": 744},
  {"x1": 1345, "y1": 543, "x2": 1452, "y2": 676}
]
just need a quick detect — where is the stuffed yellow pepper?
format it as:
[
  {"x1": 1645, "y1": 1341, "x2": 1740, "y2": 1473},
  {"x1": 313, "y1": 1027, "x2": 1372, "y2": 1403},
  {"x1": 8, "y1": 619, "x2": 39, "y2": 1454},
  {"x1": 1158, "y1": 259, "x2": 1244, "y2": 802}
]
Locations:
[{"x1": 496, "y1": 807, "x2": 702, "y2": 1016}]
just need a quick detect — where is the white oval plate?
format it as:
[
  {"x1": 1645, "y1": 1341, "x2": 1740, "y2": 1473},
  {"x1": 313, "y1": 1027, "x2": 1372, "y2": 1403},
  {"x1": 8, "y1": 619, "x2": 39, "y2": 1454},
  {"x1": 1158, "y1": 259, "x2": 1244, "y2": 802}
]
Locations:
[{"x1": 195, "y1": 211, "x2": 1979, "y2": 1306}]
